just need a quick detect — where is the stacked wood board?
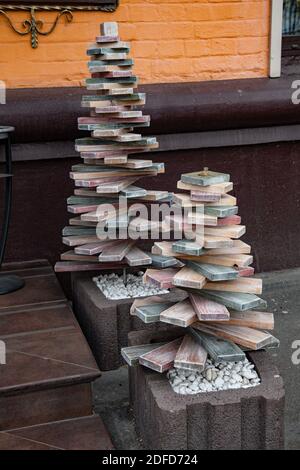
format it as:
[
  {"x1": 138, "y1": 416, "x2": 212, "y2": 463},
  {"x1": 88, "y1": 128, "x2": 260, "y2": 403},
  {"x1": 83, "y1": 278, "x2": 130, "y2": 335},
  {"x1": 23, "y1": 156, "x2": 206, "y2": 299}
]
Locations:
[
  {"x1": 55, "y1": 22, "x2": 169, "y2": 274},
  {"x1": 122, "y1": 169, "x2": 279, "y2": 373}
]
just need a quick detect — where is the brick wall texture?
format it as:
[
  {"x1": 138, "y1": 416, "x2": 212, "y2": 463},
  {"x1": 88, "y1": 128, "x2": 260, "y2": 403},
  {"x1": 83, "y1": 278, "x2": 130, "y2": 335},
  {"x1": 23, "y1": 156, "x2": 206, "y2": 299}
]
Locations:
[{"x1": 0, "y1": 0, "x2": 270, "y2": 88}]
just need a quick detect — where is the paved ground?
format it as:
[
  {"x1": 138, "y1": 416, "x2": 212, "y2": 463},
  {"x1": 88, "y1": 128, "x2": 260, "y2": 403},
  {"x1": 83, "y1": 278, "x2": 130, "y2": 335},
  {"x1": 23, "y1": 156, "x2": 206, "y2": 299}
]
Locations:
[{"x1": 93, "y1": 268, "x2": 300, "y2": 450}]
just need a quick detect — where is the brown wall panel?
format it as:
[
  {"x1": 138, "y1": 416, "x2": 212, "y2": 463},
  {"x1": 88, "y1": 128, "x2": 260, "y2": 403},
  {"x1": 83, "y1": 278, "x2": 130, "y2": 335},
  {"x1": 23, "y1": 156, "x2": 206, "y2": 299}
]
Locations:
[{"x1": 1, "y1": 140, "x2": 299, "y2": 275}]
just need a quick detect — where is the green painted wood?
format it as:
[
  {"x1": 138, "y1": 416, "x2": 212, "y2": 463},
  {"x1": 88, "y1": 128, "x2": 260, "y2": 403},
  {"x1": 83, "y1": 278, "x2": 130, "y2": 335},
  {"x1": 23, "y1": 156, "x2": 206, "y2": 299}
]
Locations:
[
  {"x1": 121, "y1": 343, "x2": 167, "y2": 366},
  {"x1": 172, "y1": 239, "x2": 204, "y2": 256},
  {"x1": 120, "y1": 186, "x2": 147, "y2": 198},
  {"x1": 181, "y1": 170, "x2": 230, "y2": 187},
  {"x1": 87, "y1": 47, "x2": 130, "y2": 55},
  {"x1": 106, "y1": 214, "x2": 129, "y2": 229},
  {"x1": 188, "y1": 327, "x2": 245, "y2": 362},
  {"x1": 146, "y1": 252, "x2": 179, "y2": 268},
  {"x1": 67, "y1": 196, "x2": 115, "y2": 205},
  {"x1": 86, "y1": 76, "x2": 136, "y2": 84},
  {"x1": 86, "y1": 58, "x2": 134, "y2": 65},
  {"x1": 187, "y1": 260, "x2": 239, "y2": 281},
  {"x1": 62, "y1": 226, "x2": 96, "y2": 236},
  {"x1": 82, "y1": 92, "x2": 144, "y2": 101},
  {"x1": 78, "y1": 122, "x2": 149, "y2": 131},
  {"x1": 199, "y1": 290, "x2": 268, "y2": 311},
  {"x1": 135, "y1": 303, "x2": 175, "y2": 324},
  {"x1": 75, "y1": 137, "x2": 157, "y2": 147},
  {"x1": 204, "y1": 206, "x2": 239, "y2": 217}
]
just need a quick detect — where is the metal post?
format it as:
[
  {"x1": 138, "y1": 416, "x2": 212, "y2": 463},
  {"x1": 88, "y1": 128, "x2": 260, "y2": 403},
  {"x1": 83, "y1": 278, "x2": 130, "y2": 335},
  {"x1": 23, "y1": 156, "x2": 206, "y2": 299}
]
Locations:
[{"x1": 0, "y1": 127, "x2": 25, "y2": 294}]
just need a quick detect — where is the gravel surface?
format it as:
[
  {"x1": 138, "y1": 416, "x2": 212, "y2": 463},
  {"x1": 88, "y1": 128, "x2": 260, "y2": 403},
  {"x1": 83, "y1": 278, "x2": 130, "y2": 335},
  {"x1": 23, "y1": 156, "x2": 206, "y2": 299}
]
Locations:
[
  {"x1": 93, "y1": 272, "x2": 169, "y2": 300},
  {"x1": 168, "y1": 357, "x2": 260, "y2": 394}
]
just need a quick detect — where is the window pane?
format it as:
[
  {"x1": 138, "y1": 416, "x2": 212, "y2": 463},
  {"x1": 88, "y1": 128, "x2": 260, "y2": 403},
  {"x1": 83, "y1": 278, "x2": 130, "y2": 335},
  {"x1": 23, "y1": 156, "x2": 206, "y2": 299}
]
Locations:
[{"x1": 283, "y1": 0, "x2": 300, "y2": 35}]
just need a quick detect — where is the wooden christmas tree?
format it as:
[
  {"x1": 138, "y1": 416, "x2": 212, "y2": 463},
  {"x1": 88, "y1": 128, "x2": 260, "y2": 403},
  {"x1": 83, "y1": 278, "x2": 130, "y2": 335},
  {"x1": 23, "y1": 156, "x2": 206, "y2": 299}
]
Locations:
[
  {"x1": 122, "y1": 169, "x2": 280, "y2": 374},
  {"x1": 55, "y1": 22, "x2": 171, "y2": 274}
]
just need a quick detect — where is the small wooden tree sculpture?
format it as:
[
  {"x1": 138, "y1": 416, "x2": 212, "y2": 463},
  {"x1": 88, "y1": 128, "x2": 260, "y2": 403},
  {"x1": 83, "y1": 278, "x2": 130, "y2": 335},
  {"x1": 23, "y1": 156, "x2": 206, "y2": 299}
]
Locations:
[
  {"x1": 122, "y1": 169, "x2": 279, "y2": 375},
  {"x1": 55, "y1": 22, "x2": 171, "y2": 275}
]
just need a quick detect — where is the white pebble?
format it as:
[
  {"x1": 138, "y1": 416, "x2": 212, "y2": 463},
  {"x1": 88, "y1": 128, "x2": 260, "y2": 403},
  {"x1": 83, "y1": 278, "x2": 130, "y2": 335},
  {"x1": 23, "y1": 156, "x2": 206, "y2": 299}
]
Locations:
[{"x1": 168, "y1": 356, "x2": 260, "y2": 395}]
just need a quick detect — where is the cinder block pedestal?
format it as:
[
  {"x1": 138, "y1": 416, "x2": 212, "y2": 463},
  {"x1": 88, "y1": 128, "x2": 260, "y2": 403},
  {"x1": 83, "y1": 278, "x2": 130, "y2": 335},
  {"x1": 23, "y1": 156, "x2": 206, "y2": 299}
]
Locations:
[
  {"x1": 128, "y1": 330, "x2": 285, "y2": 450},
  {"x1": 72, "y1": 273, "x2": 186, "y2": 371}
]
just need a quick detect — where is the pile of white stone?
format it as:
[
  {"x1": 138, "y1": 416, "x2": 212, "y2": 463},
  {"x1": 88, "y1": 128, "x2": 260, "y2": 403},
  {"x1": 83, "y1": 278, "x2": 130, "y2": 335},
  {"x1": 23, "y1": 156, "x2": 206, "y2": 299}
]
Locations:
[
  {"x1": 168, "y1": 357, "x2": 260, "y2": 395},
  {"x1": 93, "y1": 272, "x2": 169, "y2": 300}
]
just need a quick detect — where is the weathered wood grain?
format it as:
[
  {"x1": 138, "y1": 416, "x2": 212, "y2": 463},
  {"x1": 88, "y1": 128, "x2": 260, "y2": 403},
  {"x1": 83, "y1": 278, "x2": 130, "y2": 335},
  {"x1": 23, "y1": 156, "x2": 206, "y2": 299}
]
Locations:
[
  {"x1": 192, "y1": 322, "x2": 276, "y2": 350},
  {"x1": 181, "y1": 170, "x2": 230, "y2": 187},
  {"x1": 125, "y1": 247, "x2": 152, "y2": 266},
  {"x1": 98, "y1": 240, "x2": 135, "y2": 262},
  {"x1": 205, "y1": 225, "x2": 246, "y2": 239},
  {"x1": 205, "y1": 240, "x2": 251, "y2": 255},
  {"x1": 205, "y1": 277, "x2": 263, "y2": 295},
  {"x1": 173, "y1": 267, "x2": 206, "y2": 290},
  {"x1": 204, "y1": 206, "x2": 239, "y2": 218},
  {"x1": 160, "y1": 300, "x2": 197, "y2": 327},
  {"x1": 136, "y1": 303, "x2": 175, "y2": 324},
  {"x1": 174, "y1": 335, "x2": 207, "y2": 372},
  {"x1": 199, "y1": 290, "x2": 267, "y2": 311},
  {"x1": 189, "y1": 293, "x2": 230, "y2": 321},
  {"x1": 172, "y1": 239, "x2": 204, "y2": 256},
  {"x1": 227, "y1": 311, "x2": 274, "y2": 329},
  {"x1": 144, "y1": 268, "x2": 179, "y2": 289},
  {"x1": 139, "y1": 338, "x2": 183, "y2": 373},
  {"x1": 177, "y1": 180, "x2": 233, "y2": 194},
  {"x1": 121, "y1": 343, "x2": 167, "y2": 366},
  {"x1": 196, "y1": 254, "x2": 253, "y2": 268},
  {"x1": 188, "y1": 327, "x2": 245, "y2": 362},
  {"x1": 187, "y1": 260, "x2": 239, "y2": 281}
]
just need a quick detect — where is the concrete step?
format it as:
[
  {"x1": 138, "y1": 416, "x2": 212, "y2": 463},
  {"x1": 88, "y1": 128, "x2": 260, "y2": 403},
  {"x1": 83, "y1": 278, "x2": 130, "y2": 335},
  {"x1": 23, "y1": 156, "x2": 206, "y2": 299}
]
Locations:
[
  {"x1": 0, "y1": 415, "x2": 113, "y2": 450},
  {"x1": 0, "y1": 260, "x2": 106, "y2": 446}
]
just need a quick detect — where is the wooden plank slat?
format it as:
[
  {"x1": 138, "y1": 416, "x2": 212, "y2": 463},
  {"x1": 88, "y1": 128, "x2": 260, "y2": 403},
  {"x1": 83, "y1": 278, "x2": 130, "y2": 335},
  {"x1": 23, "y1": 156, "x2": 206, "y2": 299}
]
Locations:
[
  {"x1": 139, "y1": 338, "x2": 183, "y2": 373},
  {"x1": 177, "y1": 180, "x2": 233, "y2": 194},
  {"x1": 187, "y1": 260, "x2": 239, "y2": 281},
  {"x1": 146, "y1": 252, "x2": 179, "y2": 268},
  {"x1": 188, "y1": 327, "x2": 245, "y2": 362},
  {"x1": 204, "y1": 206, "x2": 239, "y2": 218},
  {"x1": 204, "y1": 277, "x2": 263, "y2": 295},
  {"x1": 75, "y1": 240, "x2": 120, "y2": 255},
  {"x1": 61, "y1": 251, "x2": 99, "y2": 262},
  {"x1": 196, "y1": 254, "x2": 253, "y2": 268},
  {"x1": 205, "y1": 225, "x2": 246, "y2": 239},
  {"x1": 189, "y1": 292, "x2": 230, "y2": 321},
  {"x1": 174, "y1": 335, "x2": 207, "y2": 372},
  {"x1": 181, "y1": 170, "x2": 230, "y2": 186},
  {"x1": 98, "y1": 240, "x2": 135, "y2": 262},
  {"x1": 199, "y1": 290, "x2": 267, "y2": 311},
  {"x1": 217, "y1": 215, "x2": 241, "y2": 226},
  {"x1": 227, "y1": 311, "x2": 274, "y2": 329},
  {"x1": 190, "y1": 191, "x2": 221, "y2": 203},
  {"x1": 121, "y1": 343, "x2": 167, "y2": 366},
  {"x1": 173, "y1": 267, "x2": 206, "y2": 290},
  {"x1": 160, "y1": 300, "x2": 197, "y2": 327},
  {"x1": 192, "y1": 322, "x2": 276, "y2": 350},
  {"x1": 143, "y1": 268, "x2": 179, "y2": 289},
  {"x1": 63, "y1": 235, "x2": 99, "y2": 247},
  {"x1": 172, "y1": 239, "x2": 204, "y2": 256},
  {"x1": 135, "y1": 303, "x2": 175, "y2": 324},
  {"x1": 204, "y1": 240, "x2": 251, "y2": 255},
  {"x1": 203, "y1": 235, "x2": 234, "y2": 249},
  {"x1": 54, "y1": 261, "x2": 127, "y2": 272},
  {"x1": 124, "y1": 247, "x2": 152, "y2": 266}
]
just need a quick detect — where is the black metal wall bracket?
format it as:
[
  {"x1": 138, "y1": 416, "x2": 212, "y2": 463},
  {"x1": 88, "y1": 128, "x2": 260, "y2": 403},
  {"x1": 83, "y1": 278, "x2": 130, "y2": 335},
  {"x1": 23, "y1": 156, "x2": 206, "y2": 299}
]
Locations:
[{"x1": 0, "y1": 1, "x2": 119, "y2": 48}]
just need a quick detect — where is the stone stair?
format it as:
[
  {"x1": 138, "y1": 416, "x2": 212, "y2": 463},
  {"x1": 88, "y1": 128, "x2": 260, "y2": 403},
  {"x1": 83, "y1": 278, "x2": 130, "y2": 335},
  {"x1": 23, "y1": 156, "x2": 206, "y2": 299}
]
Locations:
[{"x1": 0, "y1": 260, "x2": 113, "y2": 450}]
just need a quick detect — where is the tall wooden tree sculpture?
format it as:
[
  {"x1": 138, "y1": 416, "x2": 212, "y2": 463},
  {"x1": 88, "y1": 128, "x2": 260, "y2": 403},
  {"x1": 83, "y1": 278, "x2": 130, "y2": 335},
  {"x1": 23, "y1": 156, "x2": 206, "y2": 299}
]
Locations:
[
  {"x1": 122, "y1": 169, "x2": 280, "y2": 374},
  {"x1": 55, "y1": 22, "x2": 170, "y2": 274}
]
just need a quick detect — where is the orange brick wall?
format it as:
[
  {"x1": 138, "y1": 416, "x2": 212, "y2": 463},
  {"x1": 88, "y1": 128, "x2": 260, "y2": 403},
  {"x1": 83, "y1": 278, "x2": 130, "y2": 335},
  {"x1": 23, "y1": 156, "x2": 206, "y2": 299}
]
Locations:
[{"x1": 0, "y1": 0, "x2": 270, "y2": 88}]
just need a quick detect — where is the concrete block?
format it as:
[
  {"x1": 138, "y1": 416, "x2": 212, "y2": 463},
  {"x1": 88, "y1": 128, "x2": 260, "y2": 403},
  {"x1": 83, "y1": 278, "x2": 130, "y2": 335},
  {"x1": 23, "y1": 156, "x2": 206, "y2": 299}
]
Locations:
[
  {"x1": 71, "y1": 273, "x2": 186, "y2": 371},
  {"x1": 128, "y1": 329, "x2": 285, "y2": 450}
]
